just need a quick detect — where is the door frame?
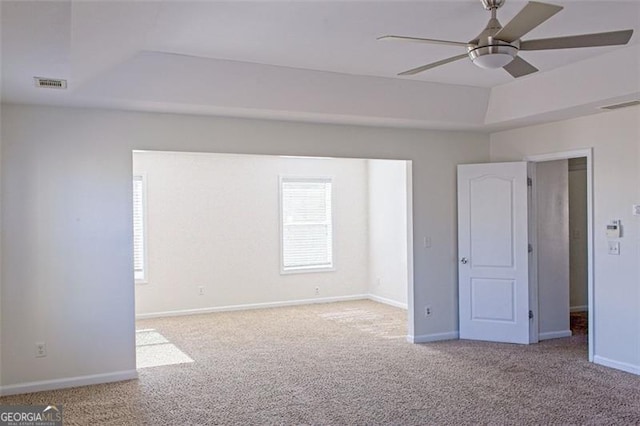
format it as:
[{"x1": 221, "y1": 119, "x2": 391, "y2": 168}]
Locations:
[{"x1": 525, "y1": 148, "x2": 594, "y2": 362}]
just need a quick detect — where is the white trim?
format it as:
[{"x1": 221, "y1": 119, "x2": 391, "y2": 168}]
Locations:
[
  {"x1": 408, "y1": 331, "x2": 459, "y2": 343},
  {"x1": 570, "y1": 305, "x2": 588, "y2": 313},
  {"x1": 0, "y1": 370, "x2": 138, "y2": 397},
  {"x1": 368, "y1": 294, "x2": 408, "y2": 310},
  {"x1": 593, "y1": 356, "x2": 640, "y2": 376},
  {"x1": 538, "y1": 330, "x2": 572, "y2": 341},
  {"x1": 136, "y1": 294, "x2": 369, "y2": 319},
  {"x1": 279, "y1": 265, "x2": 336, "y2": 275},
  {"x1": 525, "y1": 149, "x2": 592, "y2": 163},
  {"x1": 405, "y1": 161, "x2": 415, "y2": 340},
  {"x1": 584, "y1": 150, "x2": 594, "y2": 361},
  {"x1": 525, "y1": 148, "x2": 594, "y2": 362}
]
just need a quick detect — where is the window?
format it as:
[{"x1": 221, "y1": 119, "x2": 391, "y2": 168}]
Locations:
[
  {"x1": 280, "y1": 177, "x2": 333, "y2": 273},
  {"x1": 133, "y1": 175, "x2": 147, "y2": 282}
]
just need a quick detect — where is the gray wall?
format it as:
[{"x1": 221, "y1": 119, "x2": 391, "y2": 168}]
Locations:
[
  {"x1": 0, "y1": 104, "x2": 489, "y2": 392},
  {"x1": 569, "y1": 158, "x2": 588, "y2": 311},
  {"x1": 536, "y1": 160, "x2": 570, "y2": 339},
  {"x1": 491, "y1": 105, "x2": 640, "y2": 374}
]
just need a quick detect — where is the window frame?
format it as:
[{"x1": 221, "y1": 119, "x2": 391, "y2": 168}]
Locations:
[
  {"x1": 133, "y1": 173, "x2": 149, "y2": 284},
  {"x1": 279, "y1": 175, "x2": 335, "y2": 275}
]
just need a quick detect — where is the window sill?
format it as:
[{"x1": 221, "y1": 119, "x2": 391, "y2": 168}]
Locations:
[{"x1": 280, "y1": 266, "x2": 335, "y2": 275}]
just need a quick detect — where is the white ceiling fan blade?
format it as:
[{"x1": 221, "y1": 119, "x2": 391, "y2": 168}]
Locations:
[
  {"x1": 378, "y1": 35, "x2": 472, "y2": 48},
  {"x1": 520, "y1": 30, "x2": 634, "y2": 50},
  {"x1": 398, "y1": 54, "x2": 469, "y2": 76},
  {"x1": 494, "y1": 1, "x2": 563, "y2": 43},
  {"x1": 503, "y1": 56, "x2": 538, "y2": 78}
]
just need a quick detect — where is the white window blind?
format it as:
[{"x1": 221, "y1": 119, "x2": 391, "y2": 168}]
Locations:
[
  {"x1": 281, "y1": 177, "x2": 333, "y2": 272},
  {"x1": 133, "y1": 175, "x2": 146, "y2": 281}
]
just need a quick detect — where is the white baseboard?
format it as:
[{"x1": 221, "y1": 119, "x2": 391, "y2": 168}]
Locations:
[
  {"x1": 538, "y1": 330, "x2": 572, "y2": 341},
  {"x1": 408, "y1": 331, "x2": 459, "y2": 343},
  {"x1": 570, "y1": 305, "x2": 588, "y2": 313},
  {"x1": 136, "y1": 294, "x2": 370, "y2": 319},
  {"x1": 0, "y1": 369, "x2": 138, "y2": 397},
  {"x1": 594, "y1": 355, "x2": 640, "y2": 376},
  {"x1": 367, "y1": 294, "x2": 408, "y2": 310}
]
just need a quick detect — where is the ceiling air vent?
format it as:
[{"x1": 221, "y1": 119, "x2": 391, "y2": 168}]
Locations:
[
  {"x1": 600, "y1": 100, "x2": 640, "y2": 111},
  {"x1": 34, "y1": 77, "x2": 67, "y2": 89}
]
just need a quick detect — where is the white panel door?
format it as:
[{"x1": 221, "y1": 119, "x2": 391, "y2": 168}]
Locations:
[{"x1": 458, "y1": 162, "x2": 530, "y2": 344}]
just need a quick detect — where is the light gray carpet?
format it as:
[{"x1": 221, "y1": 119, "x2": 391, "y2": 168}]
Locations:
[{"x1": 2, "y1": 300, "x2": 639, "y2": 425}]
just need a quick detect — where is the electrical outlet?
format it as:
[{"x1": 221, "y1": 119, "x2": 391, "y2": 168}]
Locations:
[
  {"x1": 424, "y1": 306, "x2": 432, "y2": 318},
  {"x1": 315, "y1": 287, "x2": 320, "y2": 296},
  {"x1": 198, "y1": 286, "x2": 205, "y2": 296},
  {"x1": 633, "y1": 204, "x2": 640, "y2": 216},
  {"x1": 376, "y1": 278, "x2": 381, "y2": 287},
  {"x1": 35, "y1": 342, "x2": 46, "y2": 358},
  {"x1": 608, "y1": 241, "x2": 620, "y2": 255}
]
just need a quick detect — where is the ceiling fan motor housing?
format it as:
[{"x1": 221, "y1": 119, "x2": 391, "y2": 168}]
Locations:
[
  {"x1": 481, "y1": 0, "x2": 506, "y2": 10},
  {"x1": 468, "y1": 9, "x2": 519, "y2": 70}
]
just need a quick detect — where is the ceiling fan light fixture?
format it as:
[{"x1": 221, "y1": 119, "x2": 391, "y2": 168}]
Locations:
[{"x1": 468, "y1": 44, "x2": 518, "y2": 69}]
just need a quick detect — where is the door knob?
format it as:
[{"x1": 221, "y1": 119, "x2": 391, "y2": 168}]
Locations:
[{"x1": 460, "y1": 257, "x2": 468, "y2": 264}]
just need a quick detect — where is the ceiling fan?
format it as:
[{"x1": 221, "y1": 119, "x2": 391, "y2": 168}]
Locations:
[{"x1": 378, "y1": 0, "x2": 634, "y2": 78}]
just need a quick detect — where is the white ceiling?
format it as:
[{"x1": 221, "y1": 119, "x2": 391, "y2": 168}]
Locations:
[
  {"x1": 2, "y1": 0, "x2": 640, "y2": 130},
  {"x1": 147, "y1": 1, "x2": 640, "y2": 87}
]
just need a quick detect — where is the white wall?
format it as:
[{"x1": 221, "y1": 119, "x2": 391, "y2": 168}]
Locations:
[
  {"x1": 367, "y1": 160, "x2": 408, "y2": 308},
  {"x1": 535, "y1": 160, "x2": 570, "y2": 340},
  {"x1": 569, "y1": 160, "x2": 588, "y2": 311},
  {"x1": 0, "y1": 104, "x2": 489, "y2": 393},
  {"x1": 490, "y1": 106, "x2": 640, "y2": 375},
  {"x1": 133, "y1": 151, "x2": 369, "y2": 315},
  {"x1": 1, "y1": 107, "x2": 138, "y2": 393}
]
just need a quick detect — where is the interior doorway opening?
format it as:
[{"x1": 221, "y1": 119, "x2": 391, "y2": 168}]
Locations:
[
  {"x1": 527, "y1": 149, "x2": 594, "y2": 361},
  {"x1": 131, "y1": 150, "x2": 414, "y2": 369},
  {"x1": 533, "y1": 158, "x2": 588, "y2": 341},
  {"x1": 568, "y1": 157, "x2": 589, "y2": 336}
]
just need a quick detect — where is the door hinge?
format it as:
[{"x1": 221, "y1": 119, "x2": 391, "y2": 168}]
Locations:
[
  {"x1": 528, "y1": 244, "x2": 533, "y2": 253},
  {"x1": 527, "y1": 177, "x2": 532, "y2": 187},
  {"x1": 529, "y1": 310, "x2": 534, "y2": 320}
]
